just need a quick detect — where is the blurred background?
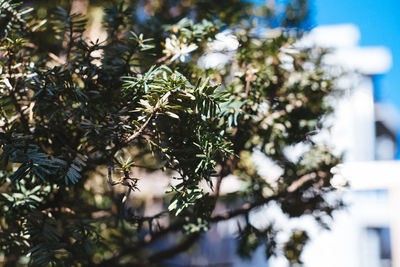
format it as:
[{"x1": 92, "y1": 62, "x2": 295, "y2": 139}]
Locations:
[
  {"x1": 239, "y1": 1, "x2": 400, "y2": 266},
  {"x1": 290, "y1": 1, "x2": 400, "y2": 267},
  {"x1": 15, "y1": 0, "x2": 400, "y2": 266}
]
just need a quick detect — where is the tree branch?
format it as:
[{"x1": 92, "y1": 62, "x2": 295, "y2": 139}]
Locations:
[
  {"x1": 91, "y1": 233, "x2": 201, "y2": 267},
  {"x1": 125, "y1": 113, "x2": 155, "y2": 144},
  {"x1": 211, "y1": 195, "x2": 280, "y2": 222},
  {"x1": 109, "y1": 111, "x2": 157, "y2": 159},
  {"x1": 8, "y1": 80, "x2": 30, "y2": 135},
  {"x1": 148, "y1": 233, "x2": 201, "y2": 264},
  {"x1": 94, "y1": 168, "x2": 327, "y2": 266}
]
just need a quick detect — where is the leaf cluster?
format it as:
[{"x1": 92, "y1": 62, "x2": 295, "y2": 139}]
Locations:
[{"x1": 0, "y1": 1, "x2": 342, "y2": 266}]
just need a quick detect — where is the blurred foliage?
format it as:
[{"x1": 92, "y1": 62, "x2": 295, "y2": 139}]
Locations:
[{"x1": 0, "y1": 0, "x2": 343, "y2": 266}]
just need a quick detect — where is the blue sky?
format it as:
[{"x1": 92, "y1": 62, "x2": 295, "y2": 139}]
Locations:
[
  {"x1": 312, "y1": 0, "x2": 400, "y2": 105},
  {"x1": 251, "y1": 0, "x2": 400, "y2": 105}
]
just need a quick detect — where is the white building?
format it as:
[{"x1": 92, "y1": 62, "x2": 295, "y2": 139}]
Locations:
[{"x1": 283, "y1": 24, "x2": 398, "y2": 267}]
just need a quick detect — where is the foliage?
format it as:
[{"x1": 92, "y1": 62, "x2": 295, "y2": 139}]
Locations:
[{"x1": 0, "y1": 0, "x2": 342, "y2": 266}]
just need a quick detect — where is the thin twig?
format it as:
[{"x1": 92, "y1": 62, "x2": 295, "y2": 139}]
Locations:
[
  {"x1": 148, "y1": 233, "x2": 201, "y2": 264},
  {"x1": 125, "y1": 113, "x2": 155, "y2": 144},
  {"x1": 155, "y1": 55, "x2": 169, "y2": 64},
  {"x1": 211, "y1": 195, "x2": 280, "y2": 222},
  {"x1": 7, "y1": 52, "x2": 30, "y2": 134}
]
